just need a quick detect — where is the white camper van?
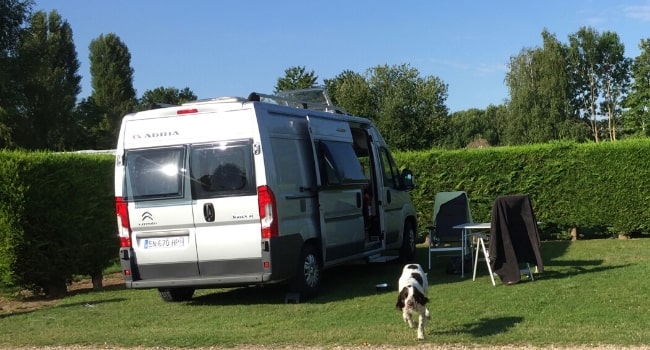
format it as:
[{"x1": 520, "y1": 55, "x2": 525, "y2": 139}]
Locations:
[{"x1": 115, "y1": 88, "x2": 417, "y2": 302}]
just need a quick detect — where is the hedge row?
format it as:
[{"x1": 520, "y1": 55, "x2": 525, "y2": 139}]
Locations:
[
  {"x1": 1, "y1": 140, "x2": 648, "y2": 294},
  {"x1": 0, "y1": 151, "x2": 116, "y2": 296},
  {"x1": 396, "y1": 139, "x2": 650, "y2": 239}
]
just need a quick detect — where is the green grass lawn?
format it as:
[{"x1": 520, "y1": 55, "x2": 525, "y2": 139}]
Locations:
[{"x1": 1, "y1": 238, "x2": 649, "y2": 348}]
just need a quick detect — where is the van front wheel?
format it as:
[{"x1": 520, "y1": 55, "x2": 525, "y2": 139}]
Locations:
[
  {"x1": 289, "y1": 244, "x2": 321, "y2": 299},
  {"x1": 158, "y1": 287, "x2": 195, "y2": 302},
  {"x1": 399, "y1": 220, "x2": 416, "y2": 262}
]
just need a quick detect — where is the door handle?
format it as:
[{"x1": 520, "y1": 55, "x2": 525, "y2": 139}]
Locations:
[{"x1": 203, "y1": 203, "x2": 215, "y2": 222}]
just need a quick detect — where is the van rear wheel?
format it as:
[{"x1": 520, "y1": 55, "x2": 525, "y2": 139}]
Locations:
[
  {"x1": 289, "y1": 244, "x2": 321, "y2": 299},
  {"x1": 158, "y1": 287, "x2": 195, "y2": 302}
]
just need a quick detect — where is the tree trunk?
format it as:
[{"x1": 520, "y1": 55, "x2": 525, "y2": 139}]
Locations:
[
  {"x1": 45, "y1": 281, "x2": 68, "y2": 298},
  {"x1": 91, "y1": 272, "x2": 103, "y2": 290},
  {"x1": 570, "y1": 227, "x2": 578, "y2": 241}
]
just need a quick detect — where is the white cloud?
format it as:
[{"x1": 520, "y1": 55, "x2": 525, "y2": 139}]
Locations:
[{"x1": 624, "y1": 3, "x2": 650, "y2": 21}]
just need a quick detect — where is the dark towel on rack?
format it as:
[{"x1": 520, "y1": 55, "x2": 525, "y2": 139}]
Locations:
[{"x1": 488, "y1": 194, "x2": 544, "y2": 284}]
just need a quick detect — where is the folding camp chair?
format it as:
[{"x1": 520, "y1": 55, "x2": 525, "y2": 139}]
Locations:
[{"x1": 427, "y1": 191, "x2": 473, "y2": 276}]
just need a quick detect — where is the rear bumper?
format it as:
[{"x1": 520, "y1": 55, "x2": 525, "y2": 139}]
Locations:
[{"x1": 125, "y1": 273, "x2": 275, "y2": 289}]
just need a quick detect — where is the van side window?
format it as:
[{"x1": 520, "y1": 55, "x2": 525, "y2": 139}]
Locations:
[
  {"x1": 124, "y1": 147, "x2": 185, "y2": 200},
  {"x1": 190, "y1": 140, "x2": 256, "y2": 199},
  {"x1": 270, "y1": 138, "x2": 314, "y2": 192},
  {"x1": 379, "y1": 147, "x2": 401, "y2": 190},
  {"x1": 317, "y1": 140, "x2": 367, "y2": 187}
]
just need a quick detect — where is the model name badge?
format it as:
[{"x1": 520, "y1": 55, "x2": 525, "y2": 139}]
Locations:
[
  {"x1": 232, "y1": 214, "x2": 254, "y2": 219},
  {"x1": 131, "y1": 131, "x2": 180, "y2": 139}
]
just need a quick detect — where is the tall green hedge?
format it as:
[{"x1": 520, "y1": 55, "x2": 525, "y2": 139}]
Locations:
[
  {"x1": 2, "y1": 140, "x2": 649, "y2": 294},
  {"x1": 0, "y1": 153, "x2": 26, "y2": 287},
  {"x1": 396, "y1": 140, "x2": 650, "y2": 239},
  {"x1": 0, "y1": 151, "x2": 116, "y2": 296}
]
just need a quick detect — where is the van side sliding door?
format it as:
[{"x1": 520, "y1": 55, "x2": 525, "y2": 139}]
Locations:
[{"x1": 306, "y1": 116, "x2": 367, "y2": 264}]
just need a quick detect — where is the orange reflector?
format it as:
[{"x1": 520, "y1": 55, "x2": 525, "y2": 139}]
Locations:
[{"x1": 177, "y1": 108, "x2": 199, "y2": 115}]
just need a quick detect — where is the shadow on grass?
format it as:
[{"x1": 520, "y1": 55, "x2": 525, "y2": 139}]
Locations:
[
  {"x1": 435, "y1": 316, "x2": 525, "y2": 337},
  {"x1": 0, "y1": 277, "x2": 127, "y2": 319},
  {"x1": 53, "y1": 297, "x2": 128, "y2": 309},
  {"x1": 188, "y1": 245, "x2": 502, "y2": 306},
  {"x1": 188, "y1": 259, "x2": 406, "y2": 306},
  {"x1": 535, "y1": 262, "x2": 630, "y2": 281},
  {"x1": 0, "y1": 296, "x2": 127, "y2": 319}
]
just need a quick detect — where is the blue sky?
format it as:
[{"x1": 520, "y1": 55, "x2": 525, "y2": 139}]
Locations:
[{"x1": 36, "y1": 0, "x2": 650, "y2": 112}]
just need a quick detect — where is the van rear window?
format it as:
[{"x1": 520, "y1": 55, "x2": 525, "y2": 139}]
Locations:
[
  {"x1": 190, "y1": 140, "x2": 256, "y2": 199},
  {"x1": 124, "y1": 147, "x2": 185, "y2": 200}
]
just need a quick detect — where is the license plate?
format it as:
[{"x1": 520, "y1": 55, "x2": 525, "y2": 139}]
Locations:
[{"x1": 142, "y1": 236, "x2": 188, "y2": 249}]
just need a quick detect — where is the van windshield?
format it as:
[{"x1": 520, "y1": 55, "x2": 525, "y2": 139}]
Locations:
[{"x1": 124, "y1": 146, "x2": 186, "y2": 201}]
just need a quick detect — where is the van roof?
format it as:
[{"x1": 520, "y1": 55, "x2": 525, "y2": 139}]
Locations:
[{"x1": 124, "y1": 88, "x2": 357, "y2": 123}]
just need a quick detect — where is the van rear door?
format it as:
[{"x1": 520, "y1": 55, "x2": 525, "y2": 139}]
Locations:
[
  {"x1": 124, "y1": 146, "x2": 200, "y2": 279},
  {"x1": 188, "y1": 140, "x2": 261, "y2": 278},
  {"x1": 306, "y1": 116, "x2": 367, "y2": 263}
]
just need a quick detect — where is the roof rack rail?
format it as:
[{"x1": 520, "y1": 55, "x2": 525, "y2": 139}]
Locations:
[
  {"x1": 185, "y1": 96, "x2": 248, "y2": 105},
  {"x1": 247, "y1": 87, "x2": 348, "y2": 115},
  {"x1": 148, "y1": 102, "x2": 179, "y2": 110}
]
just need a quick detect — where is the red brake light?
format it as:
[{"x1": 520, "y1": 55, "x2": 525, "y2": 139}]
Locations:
[
  {"x1": 177, "y1": 108, "x2": 199, "y2": 115},
  {"x1": 258, "y1": 185, "x2": 278, "y2": 239},
  {"x1": 115, "y1": 196, "x2": 132, "y2": 247}
]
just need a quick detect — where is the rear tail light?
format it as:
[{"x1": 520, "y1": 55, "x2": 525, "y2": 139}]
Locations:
[
  {"x1": 177, "y1": 108, "x2": 199, "y2": 115},
  {"x1": 257, "y1": 185, "x2": 278, "y2": 238},
  {"x1": 115, "y1": 196, "x2": 132, "y2": 247}
]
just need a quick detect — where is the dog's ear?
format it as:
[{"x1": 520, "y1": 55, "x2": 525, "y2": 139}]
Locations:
[
  {"x1": 395, "y1": 287, "x2": 408, "y2": 310},
  {"x1": 414, "y1": 289, "x2": 429, "y2": 306}
]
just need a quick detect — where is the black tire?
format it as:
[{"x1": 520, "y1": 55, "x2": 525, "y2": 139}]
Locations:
[
  {"x1": 399, "y1": 220, "x2": 416, "y2": 262},
  {"x1": 289, "y1": 244, "x2": 321, "y2": 299},
  {"x1": 158, "y1": 287, "x2": 195, "y2": 302}
]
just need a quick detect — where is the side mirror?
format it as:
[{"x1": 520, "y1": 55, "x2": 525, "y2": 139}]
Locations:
[{"x1": 401, "y1": 169, "x2": 414, "y2": 191}]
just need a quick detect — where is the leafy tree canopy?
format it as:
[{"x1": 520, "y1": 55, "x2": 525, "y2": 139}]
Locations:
[{"x1": 274, "y1": 66, "x2": 318, "y2": 93}]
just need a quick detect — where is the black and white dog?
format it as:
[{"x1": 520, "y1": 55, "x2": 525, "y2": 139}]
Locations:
[{"x1": 395, "y1": 263, "x2": 430, "y2": 340}]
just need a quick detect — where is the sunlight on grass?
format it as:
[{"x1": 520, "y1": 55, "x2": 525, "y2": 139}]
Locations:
[{"x1": 2, "y1": 238, "x2": 650, "y2": 348}]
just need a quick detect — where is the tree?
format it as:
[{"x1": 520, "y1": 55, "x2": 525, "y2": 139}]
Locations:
[
  {"x1": 597, "y1": 32, "x2": 631, "y2": 141},
  {"x1": 88, "y1": 33, "x2": 136, "y2": 149},
  {"x1": 13, "y1": 9, "x2": 81, "y2": 150},
  {"x1": 274, "y1": 66, "x2": 318, "y2": 93},
  {"x1": 505, "y1": 30, "x2": 583, "y2": 145},
  {"x1": 365, "y1": 64, "x2": 448, "y2": 150},
  {"x1": 622, "y1": 38, "x2": 650, "y2": 137},
  {"x1": 568, "y1": 27, "x2": 602, "y2": 142},
  {"x1": 138, "y1": 86, "x2": 197, "y2": 110},
  {"x1": 444, "y1": 106, "x2": 506, "y2": 149},
  {"x1": 566, "y1": 27, "x2": 630, "y2": 142},
  {"x1": 568, "y1": 28, "x2": 632, "y2": 142},
  {"x1": 325, "y1": 64, "x2": 448, "y2": 150},
  {"x1": 0, "y1": 0, "x2": 33, "y2": 147},
  {"x1": 324, "y1": 70, "x2": 374, "y2": 118}
]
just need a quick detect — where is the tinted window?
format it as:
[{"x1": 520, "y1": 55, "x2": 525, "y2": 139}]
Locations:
[
  {"x1": 379, "y1": 147, "x2": 401, "y2": 189},
  {"x1": 318, "y1": 140, "x2": 367, "y2": 187},
  {"x1": 190, "y1": 140, "x2": 256, "y2": 199},
  {"x1": 271, "y1": 137, "x2": 315, "y2": 192},
  {"x1": 125, "y1": 147, "x2": 185, "y2": 200}
]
